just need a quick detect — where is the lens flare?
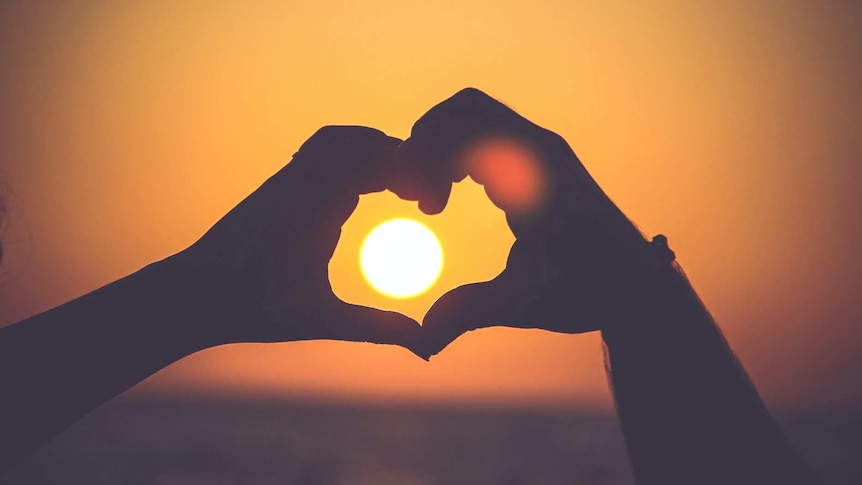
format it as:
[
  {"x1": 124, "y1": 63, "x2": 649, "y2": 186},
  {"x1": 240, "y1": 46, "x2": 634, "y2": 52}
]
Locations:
[{"x1": 461, "y1": 137, "x2": 546, "y2": 215}]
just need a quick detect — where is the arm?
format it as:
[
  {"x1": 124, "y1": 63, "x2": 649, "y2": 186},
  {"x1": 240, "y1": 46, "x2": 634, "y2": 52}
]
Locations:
[
  {"x1": 602, "y1": 259, "x2": 822, "y2": 484},
  {"x1": 397, "y1": 88, "x2": 822, "y2": 485},
  {"x1": 0, "y1": 126, "x2": 423, "y2": 474},
  {"x1": 0, "y1": 257, "x2": 219, "y2": 471}
]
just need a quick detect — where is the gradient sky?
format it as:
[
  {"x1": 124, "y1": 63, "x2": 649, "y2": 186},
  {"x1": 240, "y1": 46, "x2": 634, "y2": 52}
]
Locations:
[{"x1": 0, "y1": 0, "x2": 860, "y2": 411}]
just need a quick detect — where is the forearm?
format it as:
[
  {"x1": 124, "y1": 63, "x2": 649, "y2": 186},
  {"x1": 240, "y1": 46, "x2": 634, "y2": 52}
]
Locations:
[
  {"x1": 0, "y1": 256, "x2": 218, "y2": 472},
  {"x1": 602, "y1": 263, "x2": 821, "y2": 484}
]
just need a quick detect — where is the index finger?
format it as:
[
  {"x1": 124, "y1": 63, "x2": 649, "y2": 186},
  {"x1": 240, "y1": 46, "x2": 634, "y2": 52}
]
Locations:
[
  {"x1": 390, "y1": 89, "x2": 588, "y2": 235},
  {"x1": 389, "y1": 88, "x2": 533, "y2": 211},
  {"x1": 290, "y1": 125, "x2": 404, "y2": 196}
]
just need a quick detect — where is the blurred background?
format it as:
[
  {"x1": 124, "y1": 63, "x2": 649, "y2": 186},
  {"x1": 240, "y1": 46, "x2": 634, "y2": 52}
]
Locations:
[{"x1": 0, "y1": 0, "x2": 860, "y2": 483}]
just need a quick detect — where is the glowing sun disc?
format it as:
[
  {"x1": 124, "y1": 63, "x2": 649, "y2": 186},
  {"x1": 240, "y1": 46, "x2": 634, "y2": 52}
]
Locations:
[{"x1": 360, "y1": 218, "x2": 444, "y2": 299}]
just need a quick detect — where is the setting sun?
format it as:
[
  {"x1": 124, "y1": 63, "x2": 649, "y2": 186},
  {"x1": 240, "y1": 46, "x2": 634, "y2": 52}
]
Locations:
[
  {"x1": 359, "y1": 218, "x2": 444, "y2": 299},
  {"x1": 1, "y1": 0, "x2": 858, "y2": 418}
]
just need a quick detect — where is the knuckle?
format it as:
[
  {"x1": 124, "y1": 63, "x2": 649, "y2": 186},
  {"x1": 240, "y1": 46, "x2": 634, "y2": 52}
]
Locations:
[
  {"x1": 309, "y1": 125, "x2": 342, "y2": 140},
  {"x1": 298, "y1": 126, "x2": 391, "y2": 164},
  {"x1": 449, "y1": 87, "x2": 508, "y2": 114},
  {"x1": 452, "y1": 87, "x2": 491, "y2": 101},
  {"x1": 308, "y1": 125, "x2": 384, "y2": 144}
]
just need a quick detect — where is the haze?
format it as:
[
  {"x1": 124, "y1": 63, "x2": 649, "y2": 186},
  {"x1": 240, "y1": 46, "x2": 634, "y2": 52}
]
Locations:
[{"x1": 0, "y1": 0, "x2": 860, "y2": 412}]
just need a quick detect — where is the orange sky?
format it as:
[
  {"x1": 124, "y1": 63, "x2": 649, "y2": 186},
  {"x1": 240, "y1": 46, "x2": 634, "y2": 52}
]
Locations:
[{"x1": 0, "y1": 0, "x2": 860, "y2": 411}]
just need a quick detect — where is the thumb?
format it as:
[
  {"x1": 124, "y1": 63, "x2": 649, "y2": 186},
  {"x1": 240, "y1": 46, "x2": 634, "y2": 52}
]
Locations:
[
  {"x1": 421, "y1": 278, "x2": 524, "y2": 358},
  {"x1": 327, "y1": 302, "x2": 426, "y2": 359}
]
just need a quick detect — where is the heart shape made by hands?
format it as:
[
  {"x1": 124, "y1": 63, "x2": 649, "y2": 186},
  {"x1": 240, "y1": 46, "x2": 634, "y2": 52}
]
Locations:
[{"x1": 340, "y1": 88, "x2": 661, "y2": 358}]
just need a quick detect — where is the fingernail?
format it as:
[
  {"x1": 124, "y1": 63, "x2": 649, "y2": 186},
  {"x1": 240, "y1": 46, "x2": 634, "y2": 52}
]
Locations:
[{"x1": 418, "y1": 197, "x2": 444, "y2": 215}]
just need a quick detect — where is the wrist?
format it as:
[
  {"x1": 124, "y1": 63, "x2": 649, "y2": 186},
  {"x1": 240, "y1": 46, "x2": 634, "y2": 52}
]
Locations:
[
  {"x1": 601, "y1": 260, "x2": 709, "y2": 351},
  {"x1": 141, "y1": 252, "x2": 251, "y2": 352}
]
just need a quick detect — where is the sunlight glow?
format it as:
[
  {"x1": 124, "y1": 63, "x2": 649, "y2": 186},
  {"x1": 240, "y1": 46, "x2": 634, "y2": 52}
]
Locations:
[
  {"x1": 460, "y1": 137, "x2": 546, "y2": 215},
  {"x1": 360, "y1": 218, "x2": 444, "y2": 299}
]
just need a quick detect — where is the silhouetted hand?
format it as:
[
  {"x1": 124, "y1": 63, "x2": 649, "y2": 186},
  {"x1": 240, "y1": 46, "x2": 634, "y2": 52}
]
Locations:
[
  {"x1": 392, "y1": 89, "x2": 661, "y2": 356},
  {"x1": 174, "y1": 126, "x2": 424, "y2": 355}
]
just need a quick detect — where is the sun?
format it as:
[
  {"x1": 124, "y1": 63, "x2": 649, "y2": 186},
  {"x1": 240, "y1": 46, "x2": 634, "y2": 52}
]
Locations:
[{"x1": 360, "y1": 218, "x2": 444, "y2": 299}]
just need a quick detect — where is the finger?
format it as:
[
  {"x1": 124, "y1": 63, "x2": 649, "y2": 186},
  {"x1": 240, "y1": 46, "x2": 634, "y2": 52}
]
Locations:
[
  {"x1": 421, "y1": 278, "x2": 528, "y2": 357},
  {"x1": 324, "y1": 302, "x2": 427, "y2": 360},
  {"x1": 390, "y1": 89, "x2": 527, "y2": 210},
  {"x1": 390, "y1": 89, "x2": 587, "y2": 234},
  {"x1": 411, "y1": 88, "x2": 526, "y2": 137},
  {"x1": 391, "y1": 136, "x2": 455, "y2": 215},
  {"x1": 268, "y1": 125, "x2": 404, "y2": 233},
  {"x1": 290, "y1": 125, "x2": 403, "y2": 196}
]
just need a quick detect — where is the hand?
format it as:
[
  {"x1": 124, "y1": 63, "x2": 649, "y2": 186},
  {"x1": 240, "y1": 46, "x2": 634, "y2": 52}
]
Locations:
[
  {"x1": 171, "y1": 126, "x2": 424, "y2": 356},
  {"x1": 391, "y1": 89, "x2": 662, "y2": 356}
]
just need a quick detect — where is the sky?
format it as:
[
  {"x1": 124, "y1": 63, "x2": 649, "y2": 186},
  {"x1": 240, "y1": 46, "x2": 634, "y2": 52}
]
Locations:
[{"x1": 0, "y1": 0, "x2": 860, "y2": 411}]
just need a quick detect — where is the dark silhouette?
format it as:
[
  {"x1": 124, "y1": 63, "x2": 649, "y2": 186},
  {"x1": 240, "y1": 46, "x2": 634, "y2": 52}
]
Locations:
[
  {"x1": 395, "y1": 88, "x2": 824, "y2": 484},
  {"x1": 0, "y1": 126, "x2": 424, "y2": 472},
  {"x1": 0, "y1": 88, "x2": 823, "y2": 484}
]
